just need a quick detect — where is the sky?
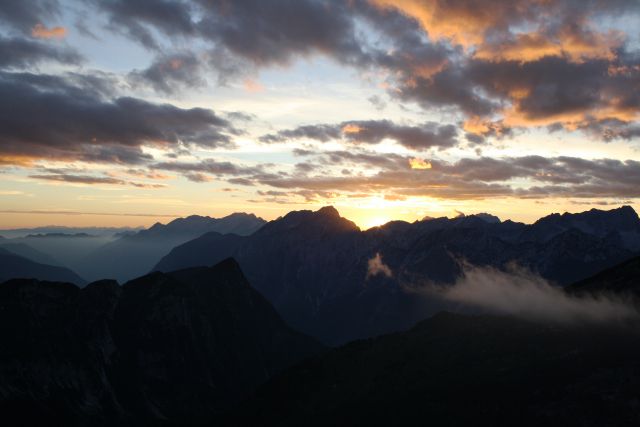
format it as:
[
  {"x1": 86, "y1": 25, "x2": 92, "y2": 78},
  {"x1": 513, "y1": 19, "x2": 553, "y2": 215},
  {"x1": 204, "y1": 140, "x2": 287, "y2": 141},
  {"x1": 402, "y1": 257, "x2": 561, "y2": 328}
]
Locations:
[{"x1": 0, "y1": 0, "x2": 639, "y2": 229}]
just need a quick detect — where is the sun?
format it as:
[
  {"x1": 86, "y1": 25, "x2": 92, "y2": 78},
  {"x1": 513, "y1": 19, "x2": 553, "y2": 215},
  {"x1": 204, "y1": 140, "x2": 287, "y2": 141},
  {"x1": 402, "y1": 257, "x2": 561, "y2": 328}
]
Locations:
[{"x1": 362, "y1": 216, "x2": 391, "y2": 229}]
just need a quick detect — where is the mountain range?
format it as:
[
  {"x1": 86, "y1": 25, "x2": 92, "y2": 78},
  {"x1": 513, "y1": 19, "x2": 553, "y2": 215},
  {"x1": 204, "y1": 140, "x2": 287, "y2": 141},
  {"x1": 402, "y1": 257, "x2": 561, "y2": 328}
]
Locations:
[
  {"x1": 77, "y1": 213, "x2": 266, "y2": 282},
  {"x1": 0, "y1": 259, "x2": 322, "y2": 426},
  {"x1": 154, "y1": 205, "x2": 640, "y2": 345},
  {"x1": 2, "y1": 253, "x2": 639, "y2": 426},
  {"x1": 2, "y1": 238, "x2": 640, "y2": 425},
  {"x1": 0, "y1": 247, "x2": 85, "y2": 285}
]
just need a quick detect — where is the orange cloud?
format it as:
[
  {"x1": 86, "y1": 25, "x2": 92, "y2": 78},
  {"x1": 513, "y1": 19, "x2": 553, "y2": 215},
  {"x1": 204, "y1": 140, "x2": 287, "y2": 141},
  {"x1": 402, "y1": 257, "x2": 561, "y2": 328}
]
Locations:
[
  {"x1": 0, "y1": 156, "x2": 35, "y2": 167},
  {"x1": 474, "y1": 29, "x2": 621, "y2": 63},
  {"x1": 341, "y1": 123, "x2": 363, "y2": 134},
  {"x1": 370, "y1": 1, "x2": 620, "y2": 64},
  {"x1": 370, "y1": 0, "x2": 507, "y2": 47},
  {"x1": 409, "y1": 158, "x2": 432, "y2": 170},
  {"x1": 243, "y1": 78, "x2": 265, "y2": 93},
  {"x1": 31, "y1": 23, "x2": 67, "y2": 39}
]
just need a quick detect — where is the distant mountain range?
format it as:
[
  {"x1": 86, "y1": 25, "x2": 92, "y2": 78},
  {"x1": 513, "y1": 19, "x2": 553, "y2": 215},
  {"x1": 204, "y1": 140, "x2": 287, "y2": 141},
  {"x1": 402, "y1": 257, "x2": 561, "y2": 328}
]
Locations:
[
  {"x1": 1, "y1": 205, "x2": 638, "y2": 345},
  {"x1": 0, "y1": 259, "x2": 322, "y2": 425},
  {"x1": 154, "y1": 205, "x2": 640, "y2": 345},
  {"x1": 0, "y1": 247, "x2": 84, "y2": 285},
  {"x1": 0, "y1": 226, "x2": 141, "y2": 240},
  {"x1": 77, "y1": 213, "x2": 266, "y2": 282},
  {"x1": 0, "y1": 242, "x2": 60, "y2": 266}
]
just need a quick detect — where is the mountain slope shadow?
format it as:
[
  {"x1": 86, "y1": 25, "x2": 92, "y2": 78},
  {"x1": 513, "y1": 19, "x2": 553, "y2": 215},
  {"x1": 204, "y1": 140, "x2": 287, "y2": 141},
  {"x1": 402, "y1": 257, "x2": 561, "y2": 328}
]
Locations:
[
  {"x1": 0, "y1": 258, "x2": 323, "y2": 426},
  {"x1": 225, "y1": 312, "x2": 640, "y2": 427}
]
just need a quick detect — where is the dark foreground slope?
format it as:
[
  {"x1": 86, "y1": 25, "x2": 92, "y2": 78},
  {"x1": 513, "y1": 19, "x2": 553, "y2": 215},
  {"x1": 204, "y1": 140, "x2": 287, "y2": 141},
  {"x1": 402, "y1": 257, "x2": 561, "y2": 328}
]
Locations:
[
  {"x1": 0, "y1": 247, "x2": 85, "y2": 285},
  {"x1": 0, "y1": 259, "x2": 323, "y2": 426},
  {"x1": 568, "y1": 255, "x2": 640, "y2": 297},
  {"x1": 227, "y1": 312, "x2": 640, "y2": 427}
]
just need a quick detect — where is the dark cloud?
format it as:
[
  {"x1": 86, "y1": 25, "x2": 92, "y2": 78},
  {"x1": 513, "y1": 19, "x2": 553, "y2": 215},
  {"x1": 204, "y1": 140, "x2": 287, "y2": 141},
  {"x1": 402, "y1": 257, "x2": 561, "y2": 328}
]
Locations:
[
  {"x1": 0, "y1": 71, "x2": 237, "y2": 165},
  {"x1": 129, "y1": 51, "x2": 205, "y2": 94},
  {"x1": 341, "y1": 120, "x2": 458, "y2": 150},
  {"x1": 260, "y1": 124, "x2": 341, "y2": 143},
  {"x1": 262, "y1": 120, "x2": 458, "y2": 150},
  {"x1": 94, "y1": 0, "x2": 196, "y2": 50},
  {"x1": 196, "y1": 0, "x2": 366, "y2": 66},
  {"x1": 88, "y1": 0, "x2": 640, "y2": 140},
  {"x1": 0, "y1": 209, "x2": 180, "y2": 217},
  {"x1": 234, "y1": 150, "x2": 640, "y2": 200},
  {"x1": 152, "y1": 159, "x2": 258, "y2": 176},
  {"x1": 29, "y1": 173, "x2": 165, "y2": 188},
  {"x1": 0, "y1": 0, "x2": 60, "y2": 32},
  {"x1": 0, "y1": 36, "x2": 83, "y2": 69}
]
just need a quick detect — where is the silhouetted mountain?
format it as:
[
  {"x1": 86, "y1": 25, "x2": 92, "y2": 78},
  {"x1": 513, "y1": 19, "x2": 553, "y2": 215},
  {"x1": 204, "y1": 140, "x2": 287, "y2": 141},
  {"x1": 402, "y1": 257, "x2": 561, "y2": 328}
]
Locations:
[
  {"x1": 7, "y1": 234, "x2": 117, "y2": 274},
  {"x1": 79, "y1": 213, "x2": 266, "y2": 282},
  {"x1": 228, "y1": 312, "x2": 640, "y2": 426},
  {"x1": 0, "y1": 226, "x2": 141, "y2": 239},
  {"x1": 152, "y1": 232, "x2": 248, "y2": 273},
  {"x1": 26, "y1": 232, "x2": 94, "y2": 238},
  {"x1": 522, "y1": 205, "x2": 640, "y2": 249},
  {"x1": 155, "y1": 206, "x2": 639, "y2": 345},
  {"x1": 568, "y1": 255, "x2": 640, "y2": 297},
  {"x1": 0, "y1": 247, "x2": 84, "y2": 285},
  {"x1": 0, "y1": 242, "x2": 61, "y2": 265},
  {"x1": 0, "y1": 259, "x2": 322, "y2": 426}
]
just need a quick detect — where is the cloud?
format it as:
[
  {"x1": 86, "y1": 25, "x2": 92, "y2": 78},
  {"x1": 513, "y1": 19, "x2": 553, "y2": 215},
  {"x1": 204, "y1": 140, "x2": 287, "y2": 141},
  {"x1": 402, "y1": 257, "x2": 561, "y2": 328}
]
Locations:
[
  {"x1": 0, "y1": 209, "x2": 180, "y2": 217},
  {"x1": 371, "y1": 0, "x2": 634, "y2": 61},
  {"x1": 409, "y1": 158, "x2": 431, "y2": 170},
  {"x1": 367, "y1": 252, "x2": 393, "y2": 278},
  {"x1": 0, "y1": 0, "x2": 61, "y2": 32},
  {"x1": 152, "y1": 158, "x2": 260, "y2": 176},
  {"x1": 438, "y1": 264, "x2": 639, "y2": 325},
  {"x1": 129, "y1": 51, "x2": 205, "y2": 94},
  {"x1": 262, "y1": 120, "x2": 458, "y2": 150},
  {"x1": 87, "y1": 0, "x2": 640, "y2": 140},
  {"x1": 0, "y1": 36, "x2": 83, "y2": 69},
  {"x1": 31, "y1": 23, "x2": 66, "y2": 39},
  {"x1": 249, "y1": 151, "x2": 640, "y2": 200},
  {"x1": 0, "y1": 71, "x2": 237, "y2": 165},
  {"x1": 94, "y1": 0, "x2": 196, "y2": 50},
  {"x1": 260, "y1": 124, "x2": 341, "y2": 144},
  {"x1": 29, "y1": 173, "x2": 166, "y2": 188}
]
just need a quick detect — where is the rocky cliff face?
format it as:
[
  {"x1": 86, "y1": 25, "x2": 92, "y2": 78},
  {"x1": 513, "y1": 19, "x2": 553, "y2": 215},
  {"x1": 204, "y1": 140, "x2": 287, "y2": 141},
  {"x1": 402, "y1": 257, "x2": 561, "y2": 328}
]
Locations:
[{"x1": 0, "y1": 258, "x2": 323, "y2": 426}]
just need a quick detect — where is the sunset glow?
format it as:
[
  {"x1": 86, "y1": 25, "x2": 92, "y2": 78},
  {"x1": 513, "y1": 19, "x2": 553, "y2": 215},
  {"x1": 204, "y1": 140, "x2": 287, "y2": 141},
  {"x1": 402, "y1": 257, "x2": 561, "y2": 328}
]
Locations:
[{"x1": 0, "y1": 0, "x2": 638, "y2": 229}]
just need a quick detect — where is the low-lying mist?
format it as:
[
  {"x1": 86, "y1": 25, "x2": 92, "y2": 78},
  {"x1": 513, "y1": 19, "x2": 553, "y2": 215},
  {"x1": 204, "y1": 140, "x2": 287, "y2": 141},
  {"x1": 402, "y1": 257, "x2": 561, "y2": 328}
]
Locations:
[{"x1": 433, "y1": 264, "x2": 639, "y2": 325}]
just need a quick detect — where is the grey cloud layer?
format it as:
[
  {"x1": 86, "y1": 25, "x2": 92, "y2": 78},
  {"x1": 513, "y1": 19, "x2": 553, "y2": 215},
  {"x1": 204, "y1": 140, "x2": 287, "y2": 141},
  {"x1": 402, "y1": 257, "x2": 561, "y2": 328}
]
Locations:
[
  {"x1": 88, "y1": 0, "x2": 640, "y2": 140},
  {"x1": 0, "y1": 71, "x2": 237, "y2": 164},
  {"x1": 261, "y1": 120, "x2": 458, "y2": 150},
  {"x1": 0, "y1": 36, "x2": 83, "y2": 69},
  {"x1": 245, "y1": 151, "x2": 640, "y2": 200}
]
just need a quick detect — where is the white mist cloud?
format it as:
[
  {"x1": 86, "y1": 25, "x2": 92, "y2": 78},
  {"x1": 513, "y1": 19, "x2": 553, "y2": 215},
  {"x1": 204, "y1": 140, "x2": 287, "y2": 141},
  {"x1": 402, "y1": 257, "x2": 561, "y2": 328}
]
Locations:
[
  {"x1": 367, "y1": 253, "x2": 392, "y2": 279},
  {"x1": 439, "y1": 264, "x2": 639, "y2": 324}
]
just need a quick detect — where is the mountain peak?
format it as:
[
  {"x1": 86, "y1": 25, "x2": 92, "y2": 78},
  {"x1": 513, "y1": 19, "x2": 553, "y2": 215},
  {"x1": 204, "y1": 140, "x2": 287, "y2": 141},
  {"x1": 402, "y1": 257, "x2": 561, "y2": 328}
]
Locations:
[
  {"x1": 256, "y1": 206, "x2": 359, "y2": 236},
  {"x1": 317, "y1": 205, "x2": 341, "y2": 217},
  {"x1": 612, "y1": 205, "x2": 639, "y2": 219},
  {"x1": 209, "y1": 257, "x2": 243, "y2": 275},
  {"x1": 471, "y1": 213, "x2": 501, "y2": 224}
]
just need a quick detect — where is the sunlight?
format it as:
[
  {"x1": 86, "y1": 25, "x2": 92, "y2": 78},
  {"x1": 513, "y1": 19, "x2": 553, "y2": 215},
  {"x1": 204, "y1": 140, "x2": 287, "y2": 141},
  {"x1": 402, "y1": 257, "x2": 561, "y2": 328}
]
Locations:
[{"x1": 362, "y1": 216, "x2": 391, "y2": 229}]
